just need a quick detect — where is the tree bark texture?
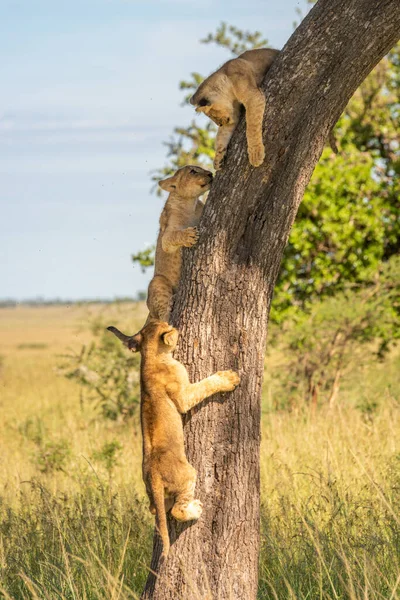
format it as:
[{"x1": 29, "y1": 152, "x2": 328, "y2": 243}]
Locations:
[{"x1": 142, "y1": 1, "x2": 400, "y2": 598}]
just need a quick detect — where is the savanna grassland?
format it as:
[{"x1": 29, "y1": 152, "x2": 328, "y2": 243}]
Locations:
[{"x1": 0, "y1": 303, "x2": 399, "y2": 599}]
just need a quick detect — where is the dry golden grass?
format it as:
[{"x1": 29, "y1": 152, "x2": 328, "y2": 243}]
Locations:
[
  {"x1": 0, "y1": 303, "x2": 147, "y2": 503},
  {"x1": 0, "y1": 303, "x2": 399, "y2": 599}
]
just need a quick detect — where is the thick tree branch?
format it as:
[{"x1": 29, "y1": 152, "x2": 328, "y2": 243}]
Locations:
[{"x1": 143, "y1": 0, "x2": 400, "y2": 598}]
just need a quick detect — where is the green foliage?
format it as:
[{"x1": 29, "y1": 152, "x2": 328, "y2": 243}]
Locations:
[
  {"x1": 201, "y1": 22, "x2": 268, "y2": 56},
  {"x1": 273, "y1": 144, "x2": 383, "y2": 318},
  {"x1": 268, "y1": 256, "x2": 400, "y2": 408},
  {"x1": 339, "y1": 44, "x2": 400, "y2": 252},
  {"x1": 132, "y1": 245, "x2": 156, "y2": 273},
  {"x1": 18, "y1": 416, "x2": 46, "y2": 445},
  {"x1": 18, "y1": 418, "x2": 72, "y2": 473},
  {"x1": 93, "y1": 440, "x2": 123, "y2": 476},
  {"x1": 60, "y1": 317, "x2": 140, "y2": 421},
  {"x1": 272, "y1": 43, "x2": 400, "y2": 319},
  {"x1": 36, "y1": 439, "x2": 71, "y2": 474}
]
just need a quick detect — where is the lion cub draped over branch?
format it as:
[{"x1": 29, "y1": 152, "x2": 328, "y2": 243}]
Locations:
[
  {"x1": 190, "y1": 48, "x2": 279, "y2": 170},
  {"x1": 147, "y1": 165, "x2": 213, "y2": 323},
  {"x1": 107, "y1": 320, "x2": 240, "y2": 558}
]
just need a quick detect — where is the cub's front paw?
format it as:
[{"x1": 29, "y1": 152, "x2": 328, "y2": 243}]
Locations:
[
  {"x1": 248, "y1": 143, "x2": 265, "y2": 167},
  {"x1": 182, "y1": 227, "x2": 199, "y2": 247},
  {"x1": 217, "y1": 370, "x2": 240, "y2": 391},
  {"x1": 214, "y1": 152, "x2": 225, "y2": 171}
]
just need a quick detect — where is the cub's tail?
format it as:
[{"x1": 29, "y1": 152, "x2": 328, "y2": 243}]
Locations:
[
  {"x1": 107, "y1": 326, "x2": 143, "y2": 353},
  {"x1": 151, "y1": 473, "x2": 170, "y2": 559},
  {"x1": 107, "y1": 326, "x2": 132, "y2": 345}
]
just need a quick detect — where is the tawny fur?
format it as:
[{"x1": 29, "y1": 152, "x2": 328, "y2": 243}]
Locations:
[
  {"x1": 147, "y1": 166, "x2": 213, "y2": 323},
  {"x1": 107, "y1": 320, "x2": 240, "y2": 558},
  {"x1": 190, "y1": 48, "x2": 279, "y2": 169}
]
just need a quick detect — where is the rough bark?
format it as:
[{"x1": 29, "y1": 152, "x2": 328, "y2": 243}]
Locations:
[{"x1": 142, "y1": 1, "x2": 400, "y2": 598}]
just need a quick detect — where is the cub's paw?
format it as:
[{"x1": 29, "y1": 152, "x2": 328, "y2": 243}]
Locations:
[
  {"x1": 184, "y1": 499, "x2": 203, "y2": 521},
  {"x1": 182, "y1": 227, "x2": 199, "y2": 247},
  {"x1": 214, "y1": 152, "x2": 225, "y2": 171},
  {"x1": 172, "y1": 499, "x2": 203, "y2": 522},
  {"x1": 217, "y1": 370, "x2": 240, "y2": 391},
  {"x1": 248, "y1": 143, "x2": 265, "y2": 167}
]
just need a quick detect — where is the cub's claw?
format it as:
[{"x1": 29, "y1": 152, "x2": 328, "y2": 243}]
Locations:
[
  {"x1": 248, "y1": 143, "x2": 265, "y2": 167},
  {"x1": 214, "y1": 152, "x2": 225, "y2": 171},
  {"x1": 182, "y1": 226, "x2": 199, "y2": 247}
]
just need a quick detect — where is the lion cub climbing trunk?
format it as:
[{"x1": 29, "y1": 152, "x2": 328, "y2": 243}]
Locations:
[
  {"x1": 147, "y1": 166, "x2": 213, "y2": 323},
  {"x1": 107, "y1": 320, "x2": 240, "y2": 558},
  {"x1": 190, "y1": 48, "x2": 279, "y2": 169}
]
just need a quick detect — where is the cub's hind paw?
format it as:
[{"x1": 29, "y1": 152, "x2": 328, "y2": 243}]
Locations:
[
  {"x1": 248, "y1": 143, "x2": 265, "y2": 167},
  {"x1": 183, "y1": 499, "x2": 203, "y2": 521},
  {"x1": 172, "y1": 499, "x2": 203, "y2": 522},
  {"x1": 217, "y1": 370, "x2": 240, "y2": 391},
  {"x1": 182, "y1": 227, "x2": 199, "y2": 247}
]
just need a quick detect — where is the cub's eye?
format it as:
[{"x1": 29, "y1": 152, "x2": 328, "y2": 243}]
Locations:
[
  {"x1": 198, "y1": 98, "x2": 210, "y2": 107},
  {"x1": 190, "y1": 168, "x2": 197, "y2": 175}
]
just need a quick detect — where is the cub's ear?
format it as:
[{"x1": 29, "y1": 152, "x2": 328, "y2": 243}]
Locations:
[
  {"x1": 159, "y1": 175, "x2": 177, "y2": 192},
  {"x1": 162, "y1": 329, "x2": 179, "y2": 347},
  {"x1": 127, "y1": 333, "x2": 142, "y2": 352}
]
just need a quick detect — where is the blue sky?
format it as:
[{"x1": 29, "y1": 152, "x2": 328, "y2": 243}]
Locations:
[{"x1": 1, "y1": 0, "x2": 307, "y2": 300}]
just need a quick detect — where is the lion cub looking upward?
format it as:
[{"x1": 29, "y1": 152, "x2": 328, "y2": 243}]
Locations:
[
  {"x1": 107, "y1": 320, "x2": 240, "y2": 558},
  {"x1": 190, "y1": 48, "x2": 279, "y2": 170},
  {"x1": 148, "y1": 166, "x2": 213, "y2": 323}
]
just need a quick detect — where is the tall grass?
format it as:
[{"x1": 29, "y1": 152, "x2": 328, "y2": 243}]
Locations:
[
  {"x1": 0, "y1": 304, "x2": 399, "y2": 599},
  {"x1": 259, "y1": 402, "x2": 400, "y2": 599},
  {"x1": 0, "y1": 483, "x2": 152, "y2": 599}
]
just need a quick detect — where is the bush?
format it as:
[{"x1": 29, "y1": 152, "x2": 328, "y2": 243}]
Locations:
[
  {"x1": 60, "y1": 315, "x2": 141, "y2": 421},
  {"x1": 268, "y1": 256, "x2": 399, "y2": 408}
]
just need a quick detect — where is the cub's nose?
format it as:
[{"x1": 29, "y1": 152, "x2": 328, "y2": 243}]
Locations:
[{"x1": 189, "y1": 95, "x2": 195, "y2": 106}]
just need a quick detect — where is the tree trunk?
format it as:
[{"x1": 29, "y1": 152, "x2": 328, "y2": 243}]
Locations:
[{"x1": 142, "y1": 1, "x2": 400, "y2": 598}]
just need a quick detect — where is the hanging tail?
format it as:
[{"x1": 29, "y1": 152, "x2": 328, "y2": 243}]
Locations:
[
  {"x1": 151, "y1": 474, "x2": 170, "y2": 559},
  {"x1": 107, "y1": 326, "x2": 143, "y2": 352},
  {"x1": 107, "y1": 326, "x2": 132, "y2": 345}
]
